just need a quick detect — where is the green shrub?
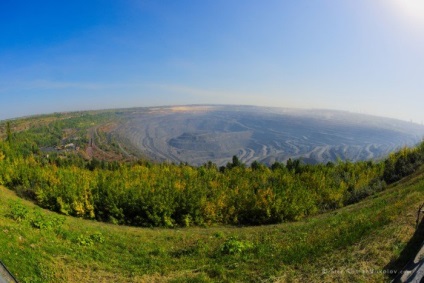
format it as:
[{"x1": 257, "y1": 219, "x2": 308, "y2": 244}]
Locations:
[
  {"x1": 220, "y1": 237, "x2": 254, "y2": 255},
  {"x1": 76, "y1": 232, "x2": 105, "y2": 246},
  {"x1": 90, "y1": 232, "x2": 105, "y2": 244},
  {"x1": 7, "y1": 201, "x2": 29, "y2": 222},
  {"x1": 30, "y1": 210, "x2": 65, "y2": 230},
  {"x1": 76, "y1": 234, "x2": 94, "y2": 246}
]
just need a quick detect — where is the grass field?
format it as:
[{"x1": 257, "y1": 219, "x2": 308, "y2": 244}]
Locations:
[{"x1": 2, "y1": 168, "x2": 424, "y2": 282}]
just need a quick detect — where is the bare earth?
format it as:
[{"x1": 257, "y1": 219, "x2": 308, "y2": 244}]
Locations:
[{"x1": 98, "y1": 105, "x2": 424, "y2": 166}]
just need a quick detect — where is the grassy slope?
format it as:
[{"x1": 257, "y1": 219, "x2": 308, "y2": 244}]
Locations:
[{"x1": 2, "y1": 169, "x2": 424, "y2": 282}]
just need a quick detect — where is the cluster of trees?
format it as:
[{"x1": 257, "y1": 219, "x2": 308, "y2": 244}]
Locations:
[
  {"x1": 0, "y1": 117, "x2": 423, "y2": 227},
  {"x1": 382, "y1": 143, "x2": 424, "y2": 184},
  {"x1": 0, "y1": 142, "x2": 385, "y2": 227}
]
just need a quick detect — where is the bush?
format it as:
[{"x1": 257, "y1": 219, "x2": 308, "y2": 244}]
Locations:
[
  {"x1": 30, "y1": 210, "x2": 65, "y2": 230},
  {"x1": 383, "y1": 147, "x2": 424, "y2": 184},
  {"x1": 220, "y1": 237, "x2": 254, "y2": 255},
  {"x1": 76, "y1": 232, "x2": 105, "y2": 246},
  {"x1": 7, "y1": 201, "x2": 29, "y2": 222}
]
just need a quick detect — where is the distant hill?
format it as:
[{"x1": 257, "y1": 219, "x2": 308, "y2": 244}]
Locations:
[
  {"x1": 2, "y1": 105, "x2": 424, "y2": 166},
  {"x1": 109, "y1": 105, "x2": 424, "y2": 166}
]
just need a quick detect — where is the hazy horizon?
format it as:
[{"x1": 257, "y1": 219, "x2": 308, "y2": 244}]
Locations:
[
  {"x1": 2, "y1": 1, "x2": 424, "y2": 123},
  {"x1": 3, "y1": 103, "x2": 424, "y2": 128}
]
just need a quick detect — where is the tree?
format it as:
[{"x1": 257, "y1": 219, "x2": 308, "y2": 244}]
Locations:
[
  {"x1": 232, "y1": 155, "x2": 241, "y2": 167},
  {"x1": 6, "y1": 122, "x2": 12, "y2": 144},
  {"x1": 226, "y1": 155, "x2": 244, "y2": 170},
  {"x1": 271, "y1": 161, "x2": 285, "y2": 171},
  {"x1": 286, "y1": 158, "x2": 301, "y2": 173},
  {"x1": 251, "y1": 160, "x2": 267, "y2": 171}
]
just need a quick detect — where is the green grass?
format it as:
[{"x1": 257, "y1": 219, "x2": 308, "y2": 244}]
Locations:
[{"x1": 2, "y1": 169, "x2": 424, "y2": 282}]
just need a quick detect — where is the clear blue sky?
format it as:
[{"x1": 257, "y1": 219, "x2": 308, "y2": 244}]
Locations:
[{"x1": 1, "y1": 0, "x2": 424, "y2": 122}]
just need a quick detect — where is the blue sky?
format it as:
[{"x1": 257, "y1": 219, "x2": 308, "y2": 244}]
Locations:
[{"x1": 1, "y1": 0, "x2": 424, "y2": 122}]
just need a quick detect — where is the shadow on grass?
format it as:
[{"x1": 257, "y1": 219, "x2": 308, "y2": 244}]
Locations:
[{"x1": 384, "y1": 215, "x2": 424, "y2": 282}]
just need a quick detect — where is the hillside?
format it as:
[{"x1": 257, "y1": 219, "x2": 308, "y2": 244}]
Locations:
[
  {"x1": 113, "y1": 105, "x2": 424, "y2": 166},
  {"x1": 2, "y1": 105, "x2": 424, "y2": 282},
  {"x1": 2, "y1": 105, "x2": 424, "y2": 166},
  {"x1": 1, "y1": 166, "x2": 424, "y2": 282}
]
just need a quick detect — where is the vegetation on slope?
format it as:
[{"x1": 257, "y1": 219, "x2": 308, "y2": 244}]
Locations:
[
  {"x1": 1, "y1": 112, "x2": 424, "y2": 281},
  {"x1": 1, "y1": 167, "x2": 424, "y2": 282},
  {"x1": 1, "y1": 113, "x2": 424, "y2": 227},
  {"x1": 0, "y1": 134, "x2": 388, "y2": 227}
]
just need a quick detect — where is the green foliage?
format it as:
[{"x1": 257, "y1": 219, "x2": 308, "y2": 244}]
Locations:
[
  {"x1": 0, "y1": 137, "x2": 390, "y2": 227},
  {"x1": 7, "y1": 200, "x2": 66, "y2": 231},
  {"x1": 7, "y1": 200, "x2": 29, "y2": 222},
  {"x1": 30, "y1": 210, "x2": 65, "y2": 230},
  {"x1": 90, "y1": 231, "x2": 105, "y2": 243},
  {"x1": 383, "y1": 146, "x2": 424, "y2": 184},
  {"x1": 220, "y1": 237, "x2": 254, "y2": 255},
  {"x1": 6, "y1": 121, "x2": 13, "y2": 144},
  {"x1": 76, "y1": 234, "x2": 94, "y2": 246},
  {"x1": 76, "y1": 232, "x2": 105, "y2": 246}
]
